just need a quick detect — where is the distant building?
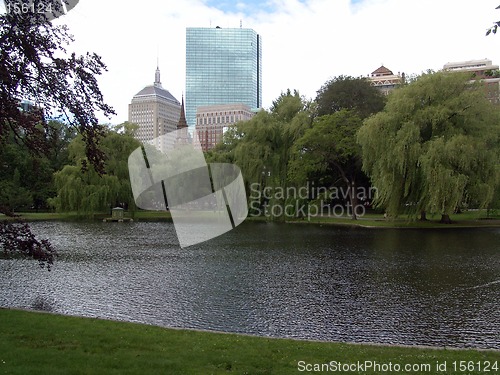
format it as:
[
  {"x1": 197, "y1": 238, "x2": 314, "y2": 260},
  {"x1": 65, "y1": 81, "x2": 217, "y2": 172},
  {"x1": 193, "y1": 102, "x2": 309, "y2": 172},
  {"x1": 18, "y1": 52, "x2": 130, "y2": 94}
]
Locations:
[
  {"x1": 443, "y1": 59, "x2": 500, "y2": 104},
  {"x1": 128, "y1": 66, "x2": 181, "y2": 150},
  {"x1": 185, "y1": 27, "x2": 262, "y2": 128},
  {"x1": 368, "y1": 65, "x2": 403, "y2": 95},
  {"x1": 195, "y1": 103, "x2": 254, "y2": 152}
]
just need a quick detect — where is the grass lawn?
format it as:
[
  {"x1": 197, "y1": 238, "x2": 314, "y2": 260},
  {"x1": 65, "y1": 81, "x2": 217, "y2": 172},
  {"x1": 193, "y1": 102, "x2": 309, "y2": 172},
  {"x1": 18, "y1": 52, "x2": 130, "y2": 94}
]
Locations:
[
  {"x1": 286, "y1": 210, "x2": 500, "y2": 229},
  {"x1": 3, "y1": 210, "x2": 499, "y2": 228},
  {"x1": 0, "y1": 211, "x2": 173, "y2": 222},
  {"x1": 0, "y1": 309, "x2": 498, "y2": 374}
]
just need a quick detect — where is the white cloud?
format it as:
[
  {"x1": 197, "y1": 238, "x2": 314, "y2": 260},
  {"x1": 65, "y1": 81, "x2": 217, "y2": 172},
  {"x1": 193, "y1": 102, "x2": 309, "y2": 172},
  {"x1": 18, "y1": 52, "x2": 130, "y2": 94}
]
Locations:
[{"x1": 54, "y1": 0, "x2": 500, "y2": 124}]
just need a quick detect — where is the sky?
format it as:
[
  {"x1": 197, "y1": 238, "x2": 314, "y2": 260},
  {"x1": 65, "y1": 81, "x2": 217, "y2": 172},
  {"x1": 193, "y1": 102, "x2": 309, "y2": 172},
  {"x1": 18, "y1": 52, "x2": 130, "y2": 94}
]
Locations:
[{"x1": 3, "y1": 0, "x2": 500, "y2": 124}]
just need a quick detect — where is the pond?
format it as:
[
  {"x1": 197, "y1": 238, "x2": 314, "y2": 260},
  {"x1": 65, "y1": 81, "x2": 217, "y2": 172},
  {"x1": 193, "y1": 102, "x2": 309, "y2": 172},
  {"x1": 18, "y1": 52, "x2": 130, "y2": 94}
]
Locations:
[{"x1": 0, "y1": 221, "x2": 499, "y2": 349}]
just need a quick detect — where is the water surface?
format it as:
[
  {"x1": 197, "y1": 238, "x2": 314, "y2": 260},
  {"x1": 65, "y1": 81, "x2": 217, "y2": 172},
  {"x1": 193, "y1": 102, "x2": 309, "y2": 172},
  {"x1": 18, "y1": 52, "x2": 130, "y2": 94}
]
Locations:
[{"x1": 0, "y1": 221, "x2": 498, "y2": 349}]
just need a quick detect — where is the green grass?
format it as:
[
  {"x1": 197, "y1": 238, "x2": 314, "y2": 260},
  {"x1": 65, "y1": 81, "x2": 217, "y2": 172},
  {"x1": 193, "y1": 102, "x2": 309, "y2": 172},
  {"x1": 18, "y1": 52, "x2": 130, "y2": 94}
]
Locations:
[
  {"x1": 0, "y1": 211, "x2": 173, "y2": 222},
  {"x1": 0, "y1": 309, "x2": 498, "y2": 374},
  {"x1": 286, "y1": 210, "x2": 500, "y2": 228},
  {"x1": 3, "y1": 209, "x2": 500, "y2": 228}
]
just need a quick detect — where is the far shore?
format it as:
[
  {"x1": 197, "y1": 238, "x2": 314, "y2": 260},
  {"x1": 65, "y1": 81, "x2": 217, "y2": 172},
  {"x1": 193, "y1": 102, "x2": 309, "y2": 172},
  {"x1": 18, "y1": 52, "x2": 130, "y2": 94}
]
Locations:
[{"x1": 2, "y1": 210, "x2": 499, "y2": 229}]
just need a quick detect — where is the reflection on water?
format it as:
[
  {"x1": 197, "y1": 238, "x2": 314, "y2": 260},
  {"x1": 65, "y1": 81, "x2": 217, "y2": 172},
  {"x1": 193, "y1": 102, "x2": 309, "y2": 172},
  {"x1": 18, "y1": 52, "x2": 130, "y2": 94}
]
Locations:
[{"x1": 0, "y1": 221, "x2": 499, "y2": 349}]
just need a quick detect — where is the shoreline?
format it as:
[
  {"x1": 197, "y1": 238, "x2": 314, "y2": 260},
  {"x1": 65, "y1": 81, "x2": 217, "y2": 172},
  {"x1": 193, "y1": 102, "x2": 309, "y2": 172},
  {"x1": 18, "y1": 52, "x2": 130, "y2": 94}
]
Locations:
[
  {"x1": 1, "y1": 307, "x2": 499, "y2": 374},
  {"x1": 2, "y1": 211, "x2": 500, "y2": 229},
  {"x1": 3, "y1": 307, "x2": 499, "y2": 353}
]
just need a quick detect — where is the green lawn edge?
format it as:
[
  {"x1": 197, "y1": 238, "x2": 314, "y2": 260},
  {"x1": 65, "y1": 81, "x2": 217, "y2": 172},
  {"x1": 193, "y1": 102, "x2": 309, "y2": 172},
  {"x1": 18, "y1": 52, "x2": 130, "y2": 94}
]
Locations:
[
  {"x1": 0, "y1": 308, "x2": 498, "y2": 375},
  {"x1": 3, "y1": 210, "x2": 500, "y2": 229}
]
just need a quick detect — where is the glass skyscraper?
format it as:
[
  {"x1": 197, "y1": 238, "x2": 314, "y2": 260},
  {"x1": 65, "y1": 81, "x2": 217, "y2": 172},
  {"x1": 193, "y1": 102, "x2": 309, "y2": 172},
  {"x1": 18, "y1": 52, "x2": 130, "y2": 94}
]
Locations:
[{"x1": 185, "y1": 27, "x2": 262, "y2": 127}]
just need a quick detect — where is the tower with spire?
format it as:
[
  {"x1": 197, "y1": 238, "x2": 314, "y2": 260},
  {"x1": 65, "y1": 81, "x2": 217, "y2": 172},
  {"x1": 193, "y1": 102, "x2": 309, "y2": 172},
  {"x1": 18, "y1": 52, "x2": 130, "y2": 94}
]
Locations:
[
  {"x1": 177, "y1": 95, "x2": 188, "y2": 129},
  {"x1": 128, "y1": 64, "x2": 182, "y2": 151},
  {"x1": 175, "y1": 95, "x2": 191, "y2": 145}
]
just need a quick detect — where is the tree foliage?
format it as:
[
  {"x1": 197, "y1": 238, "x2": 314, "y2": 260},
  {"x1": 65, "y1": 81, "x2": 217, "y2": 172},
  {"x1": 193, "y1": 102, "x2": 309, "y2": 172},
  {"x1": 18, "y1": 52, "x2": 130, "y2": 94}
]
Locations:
[
  {"x1": 0, "y1": 3, "x2": 114, "y2": 268},
  {"x1": 0, "y1": 2, "x2": 114, "y2": 176},
  {"x1": 289, "y1": 110, "x2": 365, "y2": 219},
  {"x1": 288, "y1": 76, "x2": 386, "y2": 219},
  {"x1": 49, "y1": 123, "x2": 140, "y2": 217},
  {"x1": 0, "y1": 220, "x2": 56, "y2": 270},
  {"x1": 315, "y1": 75, "x2": 386, "y2": 119},
  {"x1": 357, "y1": 71, "x2": 500, "y2": 222},
  {"x1": 0, "y1": 120, "x2": 76, "y2": 214},
  {"x1": 208, "y1": 90, "x2": 313, "y2": 219}
]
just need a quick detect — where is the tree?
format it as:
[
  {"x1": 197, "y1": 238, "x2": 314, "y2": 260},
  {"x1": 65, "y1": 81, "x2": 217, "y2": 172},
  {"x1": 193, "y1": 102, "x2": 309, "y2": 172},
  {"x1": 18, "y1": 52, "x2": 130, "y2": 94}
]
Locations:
[
  {"x1": 0, "y1": 120, "x2": 77, "y2": 214},
  {"x1": 289, "y1": 110, "x2": 365, "y2": 219},
  {"x1": 49, "y1": 123, "x2": 141, "y2": 218},
  {"x1": 209, "y1": 90, "x2": 313, "y2": 220},
  {"x1": 1, "y1": 5, "x2": 114, "y2": 172},
  {"x1": 0, "y1": 3, "x2": 114, "y2": 268},
  {"x1": 0, "y1": 220, "x2": 56, "y2": 270},
  {"x1": 315, "y1": 75, "x2": 386, "y2": 118},
  {"x1": 357, "y1": 71, "x2": 500, "y2": 223},
  {"x1": 287, "y1": 76, "x2": 386, "y2": 220}
]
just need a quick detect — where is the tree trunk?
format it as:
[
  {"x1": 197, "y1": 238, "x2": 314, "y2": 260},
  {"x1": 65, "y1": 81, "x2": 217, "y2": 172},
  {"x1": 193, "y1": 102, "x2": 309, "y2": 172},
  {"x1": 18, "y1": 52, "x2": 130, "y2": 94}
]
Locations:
[
  {"x1": 419, "y1": 210, "x2": 428, "y2": 221},
  {"x1": 349, "y1": 180, "x2": 358, "y2": 220},
  {"x1": 440, "y1": 214, "x2": 453, "y2": 224}
]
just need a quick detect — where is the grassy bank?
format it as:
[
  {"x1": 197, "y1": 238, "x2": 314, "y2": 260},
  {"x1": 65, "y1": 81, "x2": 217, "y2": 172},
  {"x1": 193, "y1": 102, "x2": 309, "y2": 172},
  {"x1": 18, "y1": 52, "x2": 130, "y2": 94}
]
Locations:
[
  {"x1": 0, "y1": 210, "x2": 173, "y2": 222},
  {"x1": 0, "y1": 309, "x2": 498, "y2": 374},
  {"x1": 3, "y1": 210, "x2": 500, "y2": 228},
  {"x1": 301, "y1": 214, "x2": 500, "y2": 228},
  {"x1": 285, "y1": 210, "x2": 500, "y2": 228}
]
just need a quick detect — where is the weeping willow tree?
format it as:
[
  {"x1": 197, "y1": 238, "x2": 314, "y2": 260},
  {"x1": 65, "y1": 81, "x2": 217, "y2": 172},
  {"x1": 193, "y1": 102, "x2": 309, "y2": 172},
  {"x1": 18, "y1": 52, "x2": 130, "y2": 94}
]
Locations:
[
  {"x1": 208, "y1": 90, "x2": 313, "y2": 220},
  {"x1": 357, "y1": 71, "x2": 500, "y2": 223},
  {"x1": 49, "y1": 123, "x2": 140, "y2": 218}
]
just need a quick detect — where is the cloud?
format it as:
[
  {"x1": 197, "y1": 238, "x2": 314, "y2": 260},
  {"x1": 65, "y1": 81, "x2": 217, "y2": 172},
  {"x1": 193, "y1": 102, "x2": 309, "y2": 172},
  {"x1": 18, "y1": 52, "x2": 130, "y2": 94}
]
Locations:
[{"x1": 54, "y1": 0, "x2": 500, "y2": 124}]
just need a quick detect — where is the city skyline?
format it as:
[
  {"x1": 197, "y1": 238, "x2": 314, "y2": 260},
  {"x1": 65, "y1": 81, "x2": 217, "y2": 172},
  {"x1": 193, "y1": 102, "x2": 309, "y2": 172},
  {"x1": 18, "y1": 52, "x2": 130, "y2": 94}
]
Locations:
[{"x1": 32, "y1": 0, "x2": 500, "y2": 124}]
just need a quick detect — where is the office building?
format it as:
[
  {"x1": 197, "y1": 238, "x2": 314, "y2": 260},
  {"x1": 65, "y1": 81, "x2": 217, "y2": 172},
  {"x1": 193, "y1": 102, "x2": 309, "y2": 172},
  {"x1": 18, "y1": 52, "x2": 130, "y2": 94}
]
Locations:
[
  {"x1": 185, "y1": 27, "x2": 262, "y2": 127},
  {"x1": 443, "y1": 59, "x2": 500, "y2": 104},
  {"x1": 195, "y1": 103, "x2": 254, "y2": 151},
  {"x1": 129, "y1": 66, "x2": 181, "y2": 150}
]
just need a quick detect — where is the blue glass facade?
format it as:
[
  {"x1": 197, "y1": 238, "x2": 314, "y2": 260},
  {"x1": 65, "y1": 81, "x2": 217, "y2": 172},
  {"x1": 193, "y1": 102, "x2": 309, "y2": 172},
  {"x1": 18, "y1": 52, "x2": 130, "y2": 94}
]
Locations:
[{"x1": 186, "y1": 27, "x2": 262, "y2": 127}]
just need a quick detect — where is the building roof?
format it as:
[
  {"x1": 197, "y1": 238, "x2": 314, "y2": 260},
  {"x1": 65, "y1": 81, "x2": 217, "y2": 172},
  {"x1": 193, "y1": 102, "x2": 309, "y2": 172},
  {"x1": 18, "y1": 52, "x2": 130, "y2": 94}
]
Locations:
[
  {"x1": 443, "y1": 59, "x2": 497, "y2": 71},
  {"x1": 133, "y1": 85, "x2": 180, "y2": 104},
  {"x1": 371, "y1": 65, "x2": 394, "y2": 76},
  {"x1": 132, "y1": 66, "x2": 180, "y2": 104}
]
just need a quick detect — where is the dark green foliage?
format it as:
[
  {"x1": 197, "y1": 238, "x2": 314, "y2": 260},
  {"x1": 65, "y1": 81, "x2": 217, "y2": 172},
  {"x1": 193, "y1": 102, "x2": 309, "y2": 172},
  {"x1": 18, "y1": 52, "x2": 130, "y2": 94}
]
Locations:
[
  {"x1": 289, "y1": 110, "x2": 366, "y2": 219},
  {"x1": 315, "y1": 75, "x2": 386, "y2": 118},
  {"x1": 0, "y1": 120, "x2": 75, "y2": 214}
]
